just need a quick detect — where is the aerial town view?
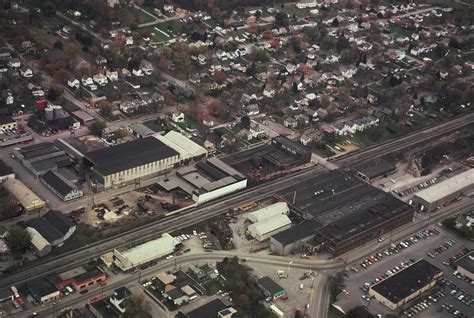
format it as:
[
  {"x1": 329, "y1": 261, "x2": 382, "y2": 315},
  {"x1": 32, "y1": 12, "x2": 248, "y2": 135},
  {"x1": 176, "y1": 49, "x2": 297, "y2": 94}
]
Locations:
[{"x1": 0, "y1": 0, "x2": 473, "y2": 317}]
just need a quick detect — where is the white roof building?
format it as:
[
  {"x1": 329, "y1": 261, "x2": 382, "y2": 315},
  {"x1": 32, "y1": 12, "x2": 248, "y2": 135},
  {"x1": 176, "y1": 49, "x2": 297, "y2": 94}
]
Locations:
[
  {"x1": 413, "y1": 169, "x2": 474, "y2": 212},
  {"x1": 154, "y1": 131, "x2": 208, "y2": 161},
  {"x1": 247, "y1": 202, "x2": 289, "y2": 223},
  {"x1": 113, "y1": 233, "x2": 176, "y2": 271},
  {"x1": 26, "y1": 227, "x2": 52, "y2": 257},
  {"x1": 248, "y1": 214, "x2": 292, "y2": 242}
]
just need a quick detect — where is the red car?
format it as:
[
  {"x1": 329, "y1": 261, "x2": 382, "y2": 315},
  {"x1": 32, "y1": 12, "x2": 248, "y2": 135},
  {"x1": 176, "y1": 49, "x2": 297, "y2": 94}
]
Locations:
[
  {"x1": 89, "y1": 295, "x2": 100, "y2": 302},
  {"x1": 98, "y1": 281, "x2": 107, "y2": 287}
]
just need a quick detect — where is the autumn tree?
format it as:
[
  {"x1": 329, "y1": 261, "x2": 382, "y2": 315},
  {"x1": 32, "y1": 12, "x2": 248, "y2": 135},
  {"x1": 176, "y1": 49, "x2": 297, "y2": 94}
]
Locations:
[
  {"x1": 172, "y1": 42, "x2": 191, "y2": 72},
  {"x1": 6, "y1": 228, "x2": 31, "y2": 251}
]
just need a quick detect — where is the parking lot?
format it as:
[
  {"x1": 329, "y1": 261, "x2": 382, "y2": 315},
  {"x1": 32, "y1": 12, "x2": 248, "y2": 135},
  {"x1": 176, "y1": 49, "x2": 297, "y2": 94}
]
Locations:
[{"x1": 335, "y1": 226, "x2": 473, "y2": 317}]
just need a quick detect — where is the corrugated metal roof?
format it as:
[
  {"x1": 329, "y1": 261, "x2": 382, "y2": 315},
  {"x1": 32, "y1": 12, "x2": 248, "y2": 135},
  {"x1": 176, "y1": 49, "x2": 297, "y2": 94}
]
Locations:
[
  {"x1": 248, "y1": 214, "x2": 292, "y2": 237},
  {"x1": 26, "y1": 227, "x2": 50, "y2": 252},
  {"x1": 119, "y1": 233, "x2": 176, "y2": 266},
  {"x1": 247, "y1": 202, "x2": 289, "y2": 223},
  {"x1": 156, "y1": 131, "x2": 207, "y2": 159},
  {"x1": 415, "y1": 169, "x2": 474, "y2": 204}
]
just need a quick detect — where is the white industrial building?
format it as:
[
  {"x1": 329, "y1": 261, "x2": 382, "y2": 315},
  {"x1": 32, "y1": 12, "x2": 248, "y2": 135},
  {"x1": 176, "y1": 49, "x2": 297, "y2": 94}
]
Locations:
[
  {"x1": 412, "y1": 169, "x2": 474, "y2": 212},
  {"x1": 247, "y1": 202, "x2": 289, "y2": 223},
  {"x1": 155, "y1": 131, "x2": 208, "y2": 162},
  {"x1": 247, "y1": 214, "x2": 292, "y2": 242},
  {"x1": 113, "y1": 233, "x2": 176, "y2": 271}
]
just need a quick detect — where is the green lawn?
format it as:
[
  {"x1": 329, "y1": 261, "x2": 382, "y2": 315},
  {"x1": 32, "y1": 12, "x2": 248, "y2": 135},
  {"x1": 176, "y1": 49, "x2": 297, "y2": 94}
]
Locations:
[
  {"x1": 133, "y1": 9, "x2": 156, "y2": 25},
  {"x1": 388, "y1": 23, "x2": 412, "y2": 37},
  {"x1": 51, "y1": 224, "x2": 103, "y2": 256},
  {"x1": 202, "y1": 278, "x2": 226, "y2": 296}
]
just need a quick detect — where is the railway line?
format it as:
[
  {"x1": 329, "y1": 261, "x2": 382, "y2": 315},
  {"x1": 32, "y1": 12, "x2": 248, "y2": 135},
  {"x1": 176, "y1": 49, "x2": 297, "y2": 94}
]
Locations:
[{"x1": 0, "y1": 112, "x2": 472, "y2": 289}]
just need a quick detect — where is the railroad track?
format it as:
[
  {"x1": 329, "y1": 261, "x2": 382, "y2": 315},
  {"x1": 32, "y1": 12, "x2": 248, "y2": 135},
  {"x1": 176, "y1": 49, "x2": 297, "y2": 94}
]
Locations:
[{"x1": 1, "y1": 112, "x2": 472, "y2": 288}]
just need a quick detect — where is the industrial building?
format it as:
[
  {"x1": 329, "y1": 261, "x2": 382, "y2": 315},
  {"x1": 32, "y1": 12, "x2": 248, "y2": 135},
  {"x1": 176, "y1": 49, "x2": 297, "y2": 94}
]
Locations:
[
  {"x1": 48, "y1": 266, "x2": 106, "y2": 292},
  {"x1": 127, "y1": 123, "x2": 155, "y2": 138},
  {"x1": 26, "y1": 279, "x2": 60, "y2": 304},
  {"x1": 41, "y1": 170, "x2": 83, "y2": 201},
  {"x1": 270, "y1": 219, "x2": 320, "y2": 256},
  {"x1": 247, "y1": 214, "x2": 292, "y2": 242},
  {"x1": 157, "y1": 157, "x2": 247, "y2": 204},
  {"x1": 113, "y1": 233, "x2": 176, "y2": 271},
  {"x1": 0, "y1": 115, "x2": 17, "y2": 131},
  {"x1": 84, "y1": 136, "x2": 180, "y2": 190},
  {"x1": 26, "y1": 210, "x2": 76, "y2": 247},
  {"x1": 14, "y1": 142, "x2": 72, "y2": 176},
  {"x1": 247, "y1": 202, "x2": 289, "y2": 223},
  {"x1": 3, "y1": 179, "x2": 45, "y2": 212},
  {"x1": 276, "y1": 170, "x2": 414, "y2": 255},
  {"x1": 0, "y1": 160, "x2": 15, "y2": 183},
  {"x1": 155, "y1": 130, "x2": 208, "y2": 162},
  {"x1": 257, "y1": 276, "x2": 288, "y2": 300},
  {"x1": 353, "y1": 159, "x2": 396, "y2": 182},
  {"x1": 26, "y1": 227, "x2": 52, "y2": 257},
  {"x1": 412, "y1": 169, "x2": 474, "y2": 212},
  {"x1": 454, "y1": 251, "x2": 474, "y2": 280},
  {"x1": 369, "y1": 259, "x2": 443, "y2": 310},
  {"x1": 223, "y1": 135, "x2": 311, "y2": 183}
]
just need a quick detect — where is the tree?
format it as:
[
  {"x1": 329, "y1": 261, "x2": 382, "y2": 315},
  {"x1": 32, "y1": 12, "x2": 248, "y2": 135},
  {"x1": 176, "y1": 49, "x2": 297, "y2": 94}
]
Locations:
[
  {"x1": 331, "y1": 18, "x2": 339, "y2": 27},
  {"x1": 54, "y1": 40, "x2": 63, "y2": 51},
  {"x1": 245, "y1": 63, "x2": 256, "y2": 77},
  {"x1": 292, "y1": 82, "x2": 298, "y2": 95},
  {"x1": 89, "y1": 121, "x2": 106, "y2": 137},
  {"x1": 123, "y1": 294, "x2": 151, "y2": 318},
  {"x1": 240, "y1": 115, "x2": 250, "y2": 130},
  {"x1": 274, "y1": 12, "x2": 289, "y2": 28},
  {"x1": 328, "y1": 271, "x2": 345, "y2": 299},
  {"x1": 0, "y1": 200, "x2": 19, "y2": 221},
  {"x1": 47, "y1": 87, "x2": 59, "y2": 101},
  {"x1": 6, "y1": 227, "x2": 31, "y2": 251},
  {"x1": 346, "y1": 306, "x2": 374, "y2": 318},
  {"x1": 336, "y1": 36, "x2": 350, "y2": 52}
]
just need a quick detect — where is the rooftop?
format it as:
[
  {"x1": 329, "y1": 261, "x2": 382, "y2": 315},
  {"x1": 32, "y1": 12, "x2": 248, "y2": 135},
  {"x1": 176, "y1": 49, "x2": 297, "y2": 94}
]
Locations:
[
  {"x1": 186, "y1": 298, "x2": 230, "y2": 318},
  {"x1": 0, "y1": 160, "x2": 13, "y2": 176},
  {"x1": 27, "y1": 279, "x2": 58, "y2": 297},
  {"x1": 272, "y1": 135, "x2": 311, "y2": 156},
  {"x1": 41, "y1": 170, "x2": 76, "y2": 197},
  {"x1": 85, "y1": 137, "x2": 179, "y2": 175},
  {"x1": 370, "y1": 259, "x2": 442, "y2": 304},
  {"x1": 455, "y1": 250, "x2": 474, "y2": 274},
  {"x1": 117, "y1": 233, "x2": 175, "y2": 266},
  {"x1": 414, "y1": 169, "x2": 474, "y2": 204},
  {"x1": 257, "y1": 276, "x2": 285, "y2": 295},
  {"x1": 353, "y1": 159, "x2": 396, "y2": 179},
  {"x1": 271, "y1": 219, "x2": 321, "y2": 246}
]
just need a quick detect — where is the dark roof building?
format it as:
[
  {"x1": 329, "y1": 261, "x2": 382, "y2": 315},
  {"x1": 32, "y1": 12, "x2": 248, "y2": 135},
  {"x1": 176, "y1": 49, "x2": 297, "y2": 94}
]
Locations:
[
  {"x1": 0, "y1": 159, "x2": 14, "y2": 182},
  {"x1": 276, "y1": 170, "x2": 414, "y2": 255},
  {"x1": 89, "y1": 299, "x2": 120, "y2": 318},
  {"x1": 257, "y1": 276, "x2": 287, "y2": 299},
  {"x1": 27, "y1": 279, "x2": 60, "y2": 304},
  {"x1": 454, "y1": 251, "x2": 474, "y2": 280},
  {"x1": 41, "y1": 170, "x2": 83, "y2": 201},
  {"x1": 183, "y1": 298, "x2": 233, "y2": 318},
  {"x1": 84, "y1": 137, "x2": 180, "y2": 190},
  {"x1": 14, "y1": 142, "x2": 71, "y2": 176},
  {"x1": 369, "y1": 259, "x2": 443, "y2": 310},
  {"x1": 26, "y1": 210, "x2": 76, "y2": 246},
  {"x1": 353, "y1": 159, "x2": 397, "y2": 181},
  {"x1": 270, "y1": 219, "x2": 321, "y2": 255}
]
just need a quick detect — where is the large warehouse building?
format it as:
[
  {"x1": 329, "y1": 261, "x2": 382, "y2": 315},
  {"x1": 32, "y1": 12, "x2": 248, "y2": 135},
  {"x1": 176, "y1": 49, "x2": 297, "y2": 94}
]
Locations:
[
  {"x1": 412, "y1": 169, "x2": 474, "y2": 212},
  {"x1": 247, "y1": 214, "x2": 292, "y2": 242},
  {"x1": 84, "y1": 137, "x2": 180, "y2": 190},
  {"x1": 155, "y1": 131, "x2": 208, "y2": 162},
  {"x1": 247, "y1": 202, "x2": 289, "y2": 223},
  {"x1": 157, "y1": 157, "x2": 247, "y2": 204},
  {"x1": 369, "y1": 259, "x2": 443, "y2": 310},
  {"x1": 275, "y1": 170, "x2": 414, "y2": 255},
  {"x1": 113, "y1": 233, "x2": 176, "y2": 271},
  {"x1": 3, "y1": 179, "x2": 45, "y2": 212}
]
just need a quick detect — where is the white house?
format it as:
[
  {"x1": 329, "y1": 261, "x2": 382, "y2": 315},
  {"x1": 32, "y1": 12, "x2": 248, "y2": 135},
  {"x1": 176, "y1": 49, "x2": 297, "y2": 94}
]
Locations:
[
  {"x1": 93, "y1": 73, "x2": 108, "y2": 86},
  {"x1": 106, "y1": 70, "x2": 119, "y2": 82},
  {"x1": 132, "y1": 68, "x2": 144, "y2": 77},
  {"x1": 81, "y1": 76, "x2": 93, "y2": 86},
  {"x1": 172, "y1": 112, "x2": 185, "y2": 123},
  {"x1": 263, "y1": 88, "x2": 275, "y2": 98},
  {"x1": 203, "y1": 118, "x2": 214, "y2": 127},
  {"x1": 20, "y1": 68, "x2": 33, "y2": 78},
  {"x1": 67, "y1": 78, "x2": 80, "y2": 89},
  {"x1": 245, "y1": 104, "x2": 260, "y2": 116},
  {"x1": 8, "y1": 58, "x2": 21, "y2": 68},
  {"x1": 125, "y1": 36, "x2": 134, "y2": 46}
]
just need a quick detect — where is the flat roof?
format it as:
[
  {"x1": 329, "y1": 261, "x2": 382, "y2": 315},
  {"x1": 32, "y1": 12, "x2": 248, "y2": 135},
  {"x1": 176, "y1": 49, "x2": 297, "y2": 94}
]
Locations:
[
  {"x1": 455, "y1": 251, "x2": 474, "y2": 274},
  {"x1": 27, "y1": 279, "x2": 58, "y2": 297},
  {"x1": 370, "y1": 259, "x2": 442, "y2": 304},
  {"x1": 117, "y1": 233, "x2": 175, "y2": 266},
  {"x1": 258, "y1": 276, "x2": 285, "y2": 295},
  {"x1": 186, "y1": 298, "x2": 229, "y2": 318},
  {"x1": 353, "y1": 159, "x2": 396, "y2": 179},
  {"x1": 272, "y1": 135, "x2": 311, "y2": 156},
  {"x1": 276, "y1": 170, "x2": 412, "y2": 243},
  {"x1": 271, "y1": 219, "x2": 321, "y2": 246},
  {"x1": 248, "y1": 214, "x2": 292, "y2": 236},
  {"x1": 414, "y1": 169, "x2": 474, "y2": 204},
  {"x1": 85, "y1": 137, "x2": 179, "y2": 175}
]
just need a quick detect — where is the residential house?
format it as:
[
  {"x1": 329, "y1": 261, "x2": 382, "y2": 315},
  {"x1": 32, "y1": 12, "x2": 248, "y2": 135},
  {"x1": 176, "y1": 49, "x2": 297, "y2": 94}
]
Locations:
[
  {"x1": 67, "y1": 77, "x2": 80, "y2": 89},
  {"x1": 203, "y1": 118, "x2": 214, "y2": 127},
  {"x1": 172, "y1": 112, "x2": 185, "y2": 123},
  {"x1": 132, "y1": 68, "x2": 144, "y2": 77},
  {"x1": 106, "y1": 70, "x2": 119, "y2": 82},
  {"x1": 140, "y1": 60, "x2": 153, "y2": 75},
  {"x1": 244, "y1": 104, "x2": 259, "y2": 116},
  {"x1": 284, "y1": 116, "x2": 298, "y2": 128},
  {"x1": 93, "y1": 73, "x2": 108, "y2": 86},
  {"x1": 109, "y1": 286, "x2": 131, "y2": 314},
  {"x1": 263, "y1": 88, "x2": 275, "y2": 98},
  {"x1": 26, "y1": 210, "x2": 76, "y2": 246},
  {"x1": 8, "y1": 58, "x2": 20, "y2": 68},
  {"x1": 20, "y1": 67, "x2": 33, "y2": 78},
  {"x1": 95, "y1": 55, "x2": 107, "y2": 66},
  {"x1": 81, "y1": 76, "x2": 94, "y2": 86}
]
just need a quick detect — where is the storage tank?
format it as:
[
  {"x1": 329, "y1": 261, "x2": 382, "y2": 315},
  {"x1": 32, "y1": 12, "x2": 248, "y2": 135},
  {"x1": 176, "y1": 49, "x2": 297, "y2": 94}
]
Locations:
[
  {"x1": 52, "y1": 105, "x2": 63, "y2": 118},
  {"x1": 44, "y1": 107, "x2": 54, "y2": 121}
]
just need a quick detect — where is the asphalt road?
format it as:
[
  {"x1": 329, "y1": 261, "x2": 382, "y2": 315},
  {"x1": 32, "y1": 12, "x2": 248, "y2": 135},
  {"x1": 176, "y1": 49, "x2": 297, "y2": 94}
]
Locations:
[{"x1": 1, "y1": 113, "x2": 472, "y2": 292}]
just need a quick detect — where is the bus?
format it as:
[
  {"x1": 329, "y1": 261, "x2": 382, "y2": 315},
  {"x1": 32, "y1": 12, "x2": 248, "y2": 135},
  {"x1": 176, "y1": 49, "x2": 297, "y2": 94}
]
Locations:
[
  {"x1": 10, "y1": 286, "x2": 19, "y2": 298},
  {"x1": 238, "y1": 201, "x2": 257, "y2": 212},
  {"x1": 269, "y1": 304, "x2": 284, "y2": 318}
]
